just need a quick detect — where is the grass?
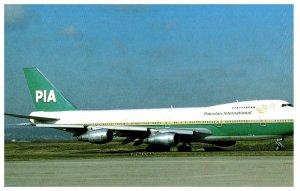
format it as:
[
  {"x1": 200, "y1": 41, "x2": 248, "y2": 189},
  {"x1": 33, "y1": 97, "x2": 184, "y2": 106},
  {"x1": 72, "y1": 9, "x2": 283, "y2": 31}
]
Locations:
[{"x1": 4, "y1": 138, "x2": 293, "y2": 161}]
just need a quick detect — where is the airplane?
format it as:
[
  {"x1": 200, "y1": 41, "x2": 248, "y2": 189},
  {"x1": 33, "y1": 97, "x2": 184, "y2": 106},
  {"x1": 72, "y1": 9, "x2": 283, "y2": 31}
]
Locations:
[{"x1": 5, "y1": 67, "x2": 293, "y2": 151}]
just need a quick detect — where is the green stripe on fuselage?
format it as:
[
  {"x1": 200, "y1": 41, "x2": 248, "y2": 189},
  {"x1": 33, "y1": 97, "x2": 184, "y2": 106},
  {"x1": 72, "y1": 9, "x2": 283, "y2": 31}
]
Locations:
[{"x1": 177, "y1": 122, "x2": 292, "y2": 137}]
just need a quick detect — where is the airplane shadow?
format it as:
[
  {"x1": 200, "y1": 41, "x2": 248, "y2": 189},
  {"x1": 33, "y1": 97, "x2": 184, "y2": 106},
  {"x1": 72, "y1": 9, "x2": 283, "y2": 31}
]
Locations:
[
  {"x1": 203, "y1": 147, "x2": 229, "y2": 152},
  {"x1": 74, "y1": 149, "x2": 147, "y2": 155},
  {"x1": 73, "y1": 147, "x2": 230, "y2": 154}
]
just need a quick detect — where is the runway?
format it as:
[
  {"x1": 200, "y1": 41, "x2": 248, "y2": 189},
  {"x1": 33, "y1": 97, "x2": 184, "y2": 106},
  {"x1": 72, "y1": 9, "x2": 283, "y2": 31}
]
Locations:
[{"x1": 5, "y1": 156, "x2": 293, "y2": 186}]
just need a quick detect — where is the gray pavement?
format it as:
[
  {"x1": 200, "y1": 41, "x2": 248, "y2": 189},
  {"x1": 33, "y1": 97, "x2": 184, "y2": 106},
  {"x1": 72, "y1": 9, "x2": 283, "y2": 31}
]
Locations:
[{"x1": 5, "y1": 156, "x2": 293, "y2": 187}]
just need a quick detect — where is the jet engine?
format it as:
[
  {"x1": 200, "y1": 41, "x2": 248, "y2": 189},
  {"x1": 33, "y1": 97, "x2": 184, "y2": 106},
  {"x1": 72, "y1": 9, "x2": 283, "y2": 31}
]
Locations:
[
  {"x1": 143, "y1": 132, "x2": 179, "y2": 146},
  {"x1": 78, "y1": 129, "x2": 113, "y2": 144}
]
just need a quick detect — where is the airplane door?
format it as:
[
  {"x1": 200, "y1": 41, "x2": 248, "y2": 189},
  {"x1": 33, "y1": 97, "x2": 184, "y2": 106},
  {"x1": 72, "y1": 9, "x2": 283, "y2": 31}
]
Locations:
[
  {"x1": 215, "y1": 116, "x2": 223, "y2": 128},
  {"x1": 122, "y1": 118, "x2": 128, "y2": 126},
  {"x1": 164, "y1": 117, "x2": 171, "y2": 128},
  {"x1": 259, "y1": 115, "x2": 267, "y2": 127},
  {"x1": 259, "y1": 103, "x2": 274, "y2": 127}
]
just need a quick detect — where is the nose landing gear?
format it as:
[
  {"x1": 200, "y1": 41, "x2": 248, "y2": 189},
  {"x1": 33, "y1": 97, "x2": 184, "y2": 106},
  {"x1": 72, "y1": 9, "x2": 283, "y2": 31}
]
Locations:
[{"x1": 275, "y1": 138, "x2": 284, "y2": 151}]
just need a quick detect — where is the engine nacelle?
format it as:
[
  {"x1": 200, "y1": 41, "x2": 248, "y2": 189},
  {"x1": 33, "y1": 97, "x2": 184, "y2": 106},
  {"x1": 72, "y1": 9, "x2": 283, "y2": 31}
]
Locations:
[
  {"x1": 143, "y1": 132, "x2": 179, "y2": 146},
  {"x1": 78, "y1": 129, "x2": 113, "y2": 144}
]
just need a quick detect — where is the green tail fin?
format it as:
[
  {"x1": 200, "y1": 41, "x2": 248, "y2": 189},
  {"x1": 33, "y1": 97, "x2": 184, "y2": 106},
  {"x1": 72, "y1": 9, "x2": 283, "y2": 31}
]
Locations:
[{"x1": 23, "y1": 67, "x2": 77, "y2": 111}]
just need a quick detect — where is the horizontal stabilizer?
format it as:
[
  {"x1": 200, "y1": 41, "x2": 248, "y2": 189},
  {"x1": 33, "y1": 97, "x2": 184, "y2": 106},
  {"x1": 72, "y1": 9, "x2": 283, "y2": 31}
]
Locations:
[
  {"x1": 4, "y1": 113, "x2": 59, "y2": 121},
  {"x1": 35, "y1": 124, "x2": 84, "y2": 129},
  {"x1": 6, "y1": 123, "x2": 34, "y2": 126},
  {"x1": 6, "y1": 122, "x2": 84, "y2": 129}
]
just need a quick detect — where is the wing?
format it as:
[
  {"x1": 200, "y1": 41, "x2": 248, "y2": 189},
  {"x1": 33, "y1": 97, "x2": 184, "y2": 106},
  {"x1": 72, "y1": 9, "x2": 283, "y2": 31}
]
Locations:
[
  {"x1": 5, "y1": 113, "x2": 212, "y2": 143},
  {"x1": 5, "y1": 113, "x2": 59, "y2": 121},
  {"x1": 16, "y1": 123, "x2": 211, "y2": 142}
]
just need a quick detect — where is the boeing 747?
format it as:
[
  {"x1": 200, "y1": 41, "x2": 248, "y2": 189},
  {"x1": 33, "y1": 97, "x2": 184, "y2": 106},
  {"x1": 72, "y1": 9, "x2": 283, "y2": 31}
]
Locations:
[{"x1": 5, "y1": 68, "x2": 294, "y2": 151}]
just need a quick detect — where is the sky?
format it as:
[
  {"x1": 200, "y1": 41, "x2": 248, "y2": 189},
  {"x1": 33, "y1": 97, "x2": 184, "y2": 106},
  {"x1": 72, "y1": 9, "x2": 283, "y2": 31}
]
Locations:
[{"x1": 4, "y1": 4, "x2": 293, "y2": 130}]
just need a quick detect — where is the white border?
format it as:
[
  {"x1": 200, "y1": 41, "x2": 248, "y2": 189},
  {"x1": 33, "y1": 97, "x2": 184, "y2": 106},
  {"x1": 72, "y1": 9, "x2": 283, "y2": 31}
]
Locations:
[
  {"x1": 0, "y1": 1, "x2": 4, "y2": 189},
  {"x1": 0, "y1": 0, "x2": 297, "y2": 4},
  {"x1": 1, "y1": 0, "x2": 298, "y2": 190}
]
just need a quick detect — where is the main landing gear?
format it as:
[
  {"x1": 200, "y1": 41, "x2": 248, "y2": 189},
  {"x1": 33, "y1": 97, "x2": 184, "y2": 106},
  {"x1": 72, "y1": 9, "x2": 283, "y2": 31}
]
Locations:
[
  {"x1": 146, "y1": 145, "x2": 171, "y2": 152},
  {"x1": 177, "y1": 143, "x2": 192, "y2": 152},
  {"x1": 275, "y1": 138, "x2": 284, "y2": 151}
]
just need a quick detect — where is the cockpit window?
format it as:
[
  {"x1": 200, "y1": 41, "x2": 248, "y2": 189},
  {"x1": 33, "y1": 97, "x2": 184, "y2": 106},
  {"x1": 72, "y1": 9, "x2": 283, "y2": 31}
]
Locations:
[{"x1": 282, "y1": 103, "x2": 293, "y2": 107}]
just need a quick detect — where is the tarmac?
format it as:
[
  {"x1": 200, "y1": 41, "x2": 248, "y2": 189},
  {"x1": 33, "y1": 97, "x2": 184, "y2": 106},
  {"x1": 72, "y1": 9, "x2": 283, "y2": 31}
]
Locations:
[{"x1": 5, "y1": 156, "x2": 293, "y2": 187}]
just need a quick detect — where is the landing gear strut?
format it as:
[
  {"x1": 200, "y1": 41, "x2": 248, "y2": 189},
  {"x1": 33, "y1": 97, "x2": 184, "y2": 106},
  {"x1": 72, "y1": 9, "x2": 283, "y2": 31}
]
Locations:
[{"x1": 275, "y1": 138, "x2": 284, "y2": 151}]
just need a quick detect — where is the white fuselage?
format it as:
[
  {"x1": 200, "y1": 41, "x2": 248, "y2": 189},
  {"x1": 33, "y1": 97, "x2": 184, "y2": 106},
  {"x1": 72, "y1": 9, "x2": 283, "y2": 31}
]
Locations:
[{"x1": 30, "y1": 100, "x2": 293, "y2": 126}]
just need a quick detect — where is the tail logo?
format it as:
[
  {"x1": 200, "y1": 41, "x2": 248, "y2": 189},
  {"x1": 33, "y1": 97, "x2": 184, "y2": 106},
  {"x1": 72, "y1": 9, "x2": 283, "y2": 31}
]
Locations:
[{"x1": 35, "y1": 90, "x2": 57, "y2": 103}]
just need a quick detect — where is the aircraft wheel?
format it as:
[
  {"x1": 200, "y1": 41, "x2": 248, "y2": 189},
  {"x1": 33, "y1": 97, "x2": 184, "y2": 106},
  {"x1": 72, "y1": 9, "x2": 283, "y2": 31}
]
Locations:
[{"x1": 275, "y1": 146, "x2": 283, "y2": 151}]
